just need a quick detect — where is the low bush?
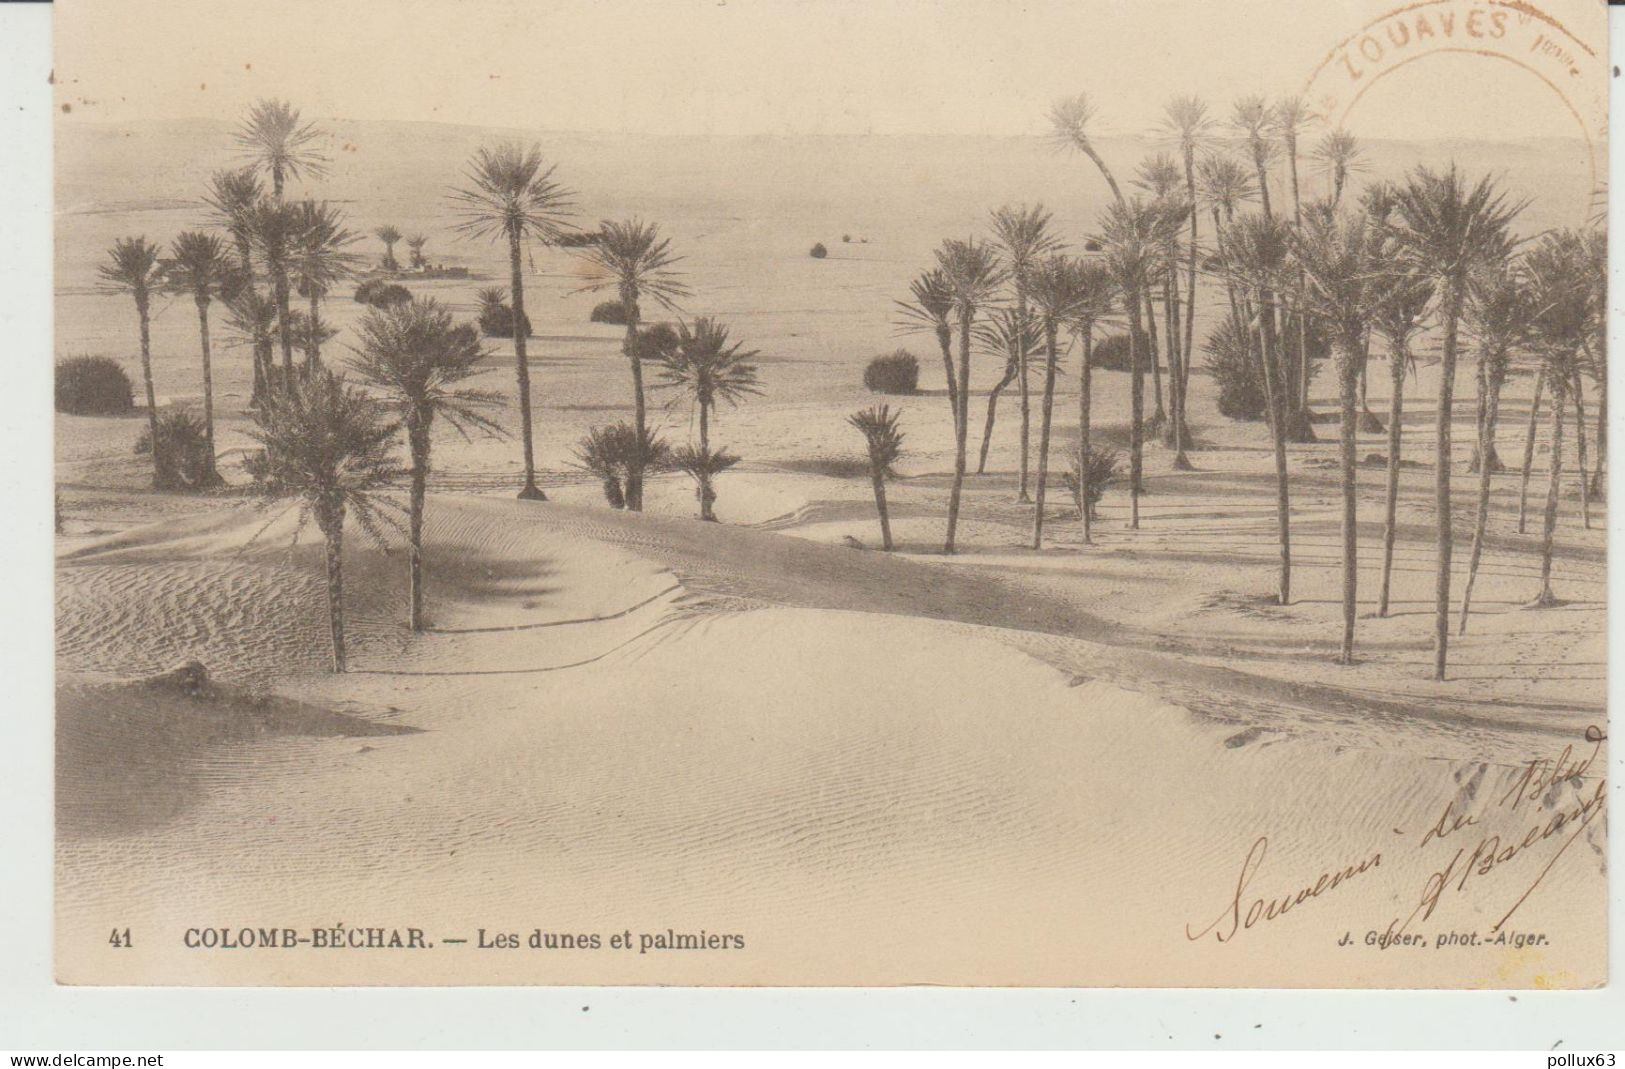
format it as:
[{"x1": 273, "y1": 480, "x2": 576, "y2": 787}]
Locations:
[
  {"x1": 809, "y1": 243, "x2": 828, "y2": 259},
  {"x1": 573, "y1": 423, "x2": 672, "y2": 509},
  {"x1": 555, "y1": 230, "x2": 602, "y2": 248},
  {"x1": 1090, "y1": 331, "x2": 1152, "y2": 373},
  {"x1": 477, "y1": 287, "x2": 533, "y2": 339},
  {"x1": 354, "y1": 279, "x2": 412, "y2": 308},
  {"x1": 590, "y1": 300, "x2": 628, "y2": 325},
  {"x1": 135, "y1": 409, "x2": 217, "y2": 489},
  {"x1": 1063, "y1": 444, "x2": 1123, "y2": 520},
  {"x1": 55, "y1": 355, "x2": 134, "y2": 415},
  {"x1": 863, "y1": 350, "x2": 920, "y2": 395},
  {"x1": 1203, "y1": 313, "x2": 1267, "y2": 421}
]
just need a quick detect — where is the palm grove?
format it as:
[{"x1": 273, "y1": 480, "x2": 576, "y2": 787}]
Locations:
[
  {"x1": 81, "y1": 95, "x2": 1602, "y2": 681},
  {"x1": 90, "y1": 99, "x2": 763, "y2": 671}
]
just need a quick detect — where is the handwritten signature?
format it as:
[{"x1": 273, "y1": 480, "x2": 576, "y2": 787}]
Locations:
[{"x1": 1187, "y1": 727, "x2": 1606, "y2": 945}]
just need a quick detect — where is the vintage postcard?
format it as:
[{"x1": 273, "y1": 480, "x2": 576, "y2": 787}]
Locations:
[{"x1": 53, "y1": 0, "x2": 1608, "y2": 987}]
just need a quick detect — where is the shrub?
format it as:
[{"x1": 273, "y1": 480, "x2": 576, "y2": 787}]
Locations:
[
  {"x1": 55, "y1": 356, "x2": 134, "y2": 415},
  {"x1": 863, "y1": 350, "x2": 920, "y2": 395},
  {"x1": 1062, "y1": 444, "x2": 1122, "y2": 519},
  {"x1": 632, "y1": 322, "x2": 679, "y2": 360},
  {"x1": 354, "y1": 279, "x2": 412, "y2": 308},
  {"x1": 135, "y1": 409, "x2": 217, "y2": 489},
  {"x1": 555, "y1": 230, "x2": 602, "y2": 248},
  {"x1": 590, "y1": 300, "x2": 628, "y2": 325},
  {"x1": 809, "y1": 243, "x2": 828, "y2": 259},
  {"x1": 573, "y1": 423, "x2": 672, "y2": 508},
  {"x1": 1202, "y1": 314, "x2": 1267, "y2": 421},
  {"x1": 476, "y1": 287, "x2": 533, "y2": 338},
  {"x1": 1090, "y1": 331, "x2": 1152, "y2": 373}
]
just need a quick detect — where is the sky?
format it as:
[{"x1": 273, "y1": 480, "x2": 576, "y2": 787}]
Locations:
[{"x1": 54, "y1": 0, "x2": 1607, "y2": 143}]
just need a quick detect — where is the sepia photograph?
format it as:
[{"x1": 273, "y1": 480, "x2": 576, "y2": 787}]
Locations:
[{"x1": 47, "y1": 0, "x2": 1609, "y2": 991}]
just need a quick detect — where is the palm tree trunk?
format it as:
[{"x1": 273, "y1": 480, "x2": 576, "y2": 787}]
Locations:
[
  {"x1": 1127, "y1": 290, "x2": 1146, "y2": 528},
  {"x1": 195, "y1": 297, "x2": 219, "y2": 484},
  {"x1": 1256, "y1": 288, "x2": 1291, "y2": 605},
  {"x1": 1182, "y1": 149, "x2": 1199, "y2": 392},
  {"x1": 871, "y1": 468, "x2": 893, "y2": 550},
  {"x1": 1378, "y1": 347, "x2": 1406, "y2": 617},
  {"x1": 1432, "y1": 284, "x2": 1463, "y2": 681},
  {"x1": 1534, "y1": 383, "x2": 1565, "y2": 606},
  {"x1": 1145, "y1": 289, "x2": 1166, "y2": 426},
  {"x1": 1337, "y1": 352, "x2": 1359, "y2": 665},
  {"x1": 273, "y1": 270, "x2": 294, "y2": 391},
  {"x1": 944, "y1": 311, "x2": 974, "y2": 553},
  {"x1": 135, "y1": 294, "x2": 162, "y2": 489},
  {"x1": 1016, "y1": 291, "x2": 1032, "y2": 502},
  {"x1": 698, "y1": 400, "x2": 716, "y2": 521},
  {"x1": 408, "y1": 416, "x2": 429, "y2": 631},
  {"x1": 1570, "y1": 369, "x2": 1591, "y2": 530},
  {"x1": 977, "y1": 359, "x2": 1018, "y2": 476},
  {"x1": 323, "y1": 515, "x2": 347, "y2": 673},
  {"x1": 937, "y1": 327, "x2": 959, "y2": 437},
  {"x1": 1459, "y1": 372, "x2": 1502, "y2": 634},
  {"x1": 625, "y1": 296, "x2": 648, "y2": 513},
  {"x1": 1165, "y1": 259, "x2": 1191, "y2": 469},
  {"x1": 306, "y1": 290, "x2": 322, "y2": 371},
  {"x1": 509, "y1": 231, "x2": 545, "y2": 501},
  {"x1": 1589, "y1": 348, "x2": 1606, "y2": 499},
  {"x1": 1517, "y1": 370, "x2": 1544, "y2": 533},
  {"x1": 1079, "y1": 321, "x2": 1094, "y2": 544},
  {"x1": 1032, "y1": 321, "x2": 1060, "y2": 550}
]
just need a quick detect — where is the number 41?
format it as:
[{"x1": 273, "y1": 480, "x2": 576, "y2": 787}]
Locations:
[{"x1": 108, "y1": 927, "x2": 132, "y2": 948}]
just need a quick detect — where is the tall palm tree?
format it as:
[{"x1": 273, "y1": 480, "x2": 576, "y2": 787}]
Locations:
[
  {"x1": 235, "y1": 99, "x2": 327, "y2": 199},
  {"x1": 374, "y1": 224, "x2": 403, "y2": 271},
  {"x1": 1068, "y1": 263, "x2": 1117, "y2": 545},
  {"x1": 1524, "y1": 231, "x2": 1591, "y2": 606},
  {"x1": 1274, "y1": 96, "x2": 1318, "y2": 420},
  {"x1": 1458, "y1": 258, "x2": 1535, "y2": 632},
  {"x1": 1196, "y1": 153, "x2": 1258, "y2": 319},
  {"x1": 937, "y1": 238, "x2": 1007, "y2": 554},
  {"x1": 163, "y1": 231, "x2": 237, "y2": 484},
  {"x1": 654, "y1": 316, "x2": 763, "y2": 521},
  {"x1": 203, "y1": 167, "x2": 263, "y2": 281},
  {"x1": 248, "y1": 369, "x2": 402, "y2": 671},
  {"x1": 989, "y1": 204, "x2": 1061, "y2": 501},
  {"x1": 896, "y1": 268, "x2": 959, "y2": 428},
  {"x1": 849, "y1": 405, "x2": 904, "y2": 551},
  {"x1": 1581, "y1": 227, "x2": 1606, "y2": 500},
  {"x1": 1027, "y1": 256, "x2": 1089, "y2": 549},
  {"x1": 1161, "y1": 96, "x2": 1213, "y2": 403},
  {"x1": 1390, "y1": 165, "x2": 1524, "y2": 678},
  {"x1": 1049, "y1": 94, "x2": 1125, "y2": 205},
  {"x1": 1232, "y1": 96, "x2": 1277, "y2": 219},
  {"x1": 246, "y1": 196, "x2": 305, "y2": 391},
  {"x1": 348, "y1": 298, "x2": 501, "y2": 630},
  {"x1": 1221, "y1": 213, "x2": 1295, "y2": 603},
  {"x1": 973, "y1": 307, "x2": 1044, "y2": 478},
  {"x1": 1294, "y1": 206, "x2": 1379, "y2": 662},
  {"x1": 291, "y1": 200, "x2": 362, "y2": 370},
  {"x1": 1313, "y1": 129, "x2": 1365, "y2": 209},
  {"x1": 222, "y1": 285, "x2": 278, "y2": 409},
  {"x1": 1369, "y1": 264, "x2": 1434, "y2": 619},
  {"x1": 576, "y1": 219, "x2": 690, "y2": 512},
  {"x1": 450, "y1": 142, "x2": 577, "y2": 500},
  {"x1": 99, "y1": 237, "x2": 166, "y2": 488},
  {"x1": 1134, "y1": 155, "x2": 1186, "y2": 439},
  {"x1": 1094, "y1": 197, "x2": 1180, "y2": 528},
  {"x1": 406, "y1": 234, "x2": 428, "y2": 270}
]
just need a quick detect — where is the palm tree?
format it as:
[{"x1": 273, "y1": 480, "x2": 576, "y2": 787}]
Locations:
[
  {"x1": 1232, "y1": 96, "x2": 1277, "y2": 218},
  {"x1": 1027, "y1": 256, "x2": 1088, "y2": 549},
  {"x1": 937, "y1": 239, "x2": 1007, "y2": 554},
  {"x1": 1161, "y1": 96, "x2": 1213, "y2": 408},
  {"x1": 1049, "y1": 94, "x2": 1125, "y2": 204},
  {"x1": 349, "y1": 299, "x2": 501, "y2": 630},
  {"x1": 246, "y1": 196, "x2": 305, "y2": 391},
  {"x1": 450, "y1": 143, "x2": 577, "y2": 500},
  {"x1": 406, "y1": 234, "x2": 428, "y2": 270},
  {"x1": 163, "y1": 231, "x2": 237, "y2": 484},
  {"x1": 989, "y1": 204, "x2": 1061, "y2": 500},
  {"x1": 373, "y1": 225, "x2": 402, "y2": 272},
  {"x1": 1094, "y1": 197, "x2": 1180, "y2": 529},
  {"x1": 576, "y1": 219, "x2": 690, "y2": 512},
  {"x1": 1581, "y1": 227, "x2": 1606, "y2": 499},
  {"x1": 1313, "y1": 129, "x2": 1365, "y2": 209},
  {"x1": 204, "y1": 167, "x2": 263, "y2": 281},
  {"x1": 1457, "y1": 258, "x2": 1535, "y2": 632},
  {"x1": 1068, "y1": 263, "x2": 1117, "y2": 544},
  {"x1": 1524, "y1": 232, "x2": 1591, "y2": 607},
  {"x1": 1221, "y1": 213, "x2": 1295, "y2": 603},
  {"x1": 1274, "y1": 96, "x2": 1318, "y2": 422},
  {"x1": 99, "y1": 237, "x2": 166, "y2": 488},
  {"x1": 849, "y1": 405, "x2": 904, "y2": 550},
  {"x1": 1390, "y1": 165, "x2": 1524, "y2": 678},
  {"x1": 235, "y1": 99, "x2": 327, "y2": 199},
  {"x1": 1133, "y1": 155, "x2": 1185, "y2": 440},
  {"x1": 896, "y1": 268, "x2": 959, "y2": 428},
  {"x1": 291, "y1": 200, "x2": 362, "y2": 370},
  {"x1": 248, "y1": 369, "x2": 402, "y2": 671},
  {"x1": 1196, "y1": 153, "x2": 1258, "y2": 319},
  {"x1": 1369, "y1": 265, "x2": 1434, "y2": 619},
  {"x1": 973, "y1": 307, "x2": 1044, "y2": 478},
  {"x1": 223, "y1": 285, "x2": 278, "y2": 409},
  {"x1": 1294, "y1": 206, "x2": 1378, "y2": 662},
  {"x1": 654, "y1": 317, "x2": 763, "y2": 520}
]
